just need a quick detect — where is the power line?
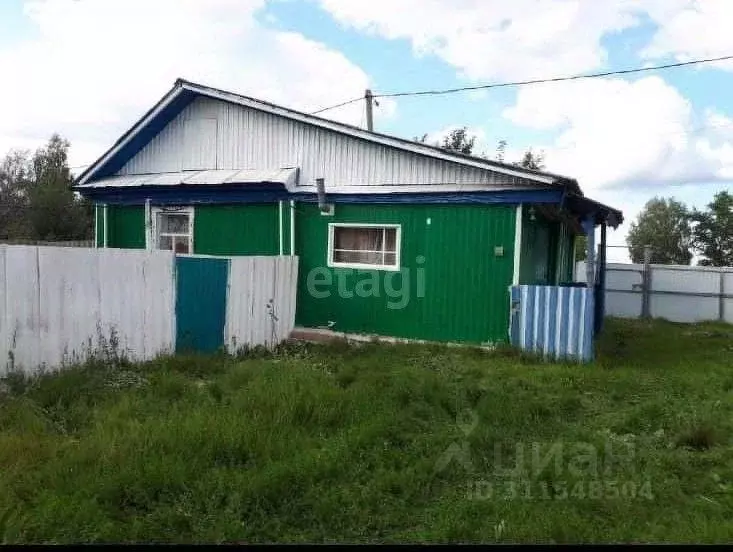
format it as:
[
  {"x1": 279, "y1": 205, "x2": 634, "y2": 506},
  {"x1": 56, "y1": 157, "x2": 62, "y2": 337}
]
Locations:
[
  {"x1": 311, "y1": 96, "x2": 364, "y2": 115},
  {"x1": 311, "y1": 54, "x2": 733, "y2": 115},
  {"x1": 26, "y1": 53, "x2": 733, "y2": 171}
]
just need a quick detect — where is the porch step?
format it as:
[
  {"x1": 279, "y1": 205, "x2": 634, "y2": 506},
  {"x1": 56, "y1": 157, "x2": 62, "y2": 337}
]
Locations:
[
  {"x1": 288, "y1": 326, "x2": 497, "y2": 350},
  {"x1": 288, "y1": 327, "x2": 352, "y2": 344}
]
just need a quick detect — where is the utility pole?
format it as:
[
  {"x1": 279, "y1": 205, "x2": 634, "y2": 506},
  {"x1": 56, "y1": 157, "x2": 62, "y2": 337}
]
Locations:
[{"x1": 365, "y1": 89, "x2": 374, "y2": 131}]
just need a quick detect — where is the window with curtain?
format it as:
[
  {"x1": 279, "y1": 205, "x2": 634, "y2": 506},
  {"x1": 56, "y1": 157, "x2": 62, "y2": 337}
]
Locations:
[
  {"x1": 328, "y1": 224, "x2": 400, "y2": 270},
  {"x1": 155, "y1": 209, "x2": 193, "y2": 254}
]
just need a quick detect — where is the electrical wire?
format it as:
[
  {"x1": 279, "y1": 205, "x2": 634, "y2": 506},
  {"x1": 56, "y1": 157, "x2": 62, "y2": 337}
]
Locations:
[
  {"x1": 311, "y1": 54, "x2": 733, "y2": 115},
  {"x1": 311, "y1": 97, "x2": 364, "y2": 115},
  {"x1": 12, "y1": 54, "x2": 733, "y2": 172}
]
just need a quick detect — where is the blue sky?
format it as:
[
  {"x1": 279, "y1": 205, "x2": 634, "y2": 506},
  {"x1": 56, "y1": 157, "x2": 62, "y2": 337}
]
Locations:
[{"x1": 1, "y1": 0, "x2": 731, "y2": 260}]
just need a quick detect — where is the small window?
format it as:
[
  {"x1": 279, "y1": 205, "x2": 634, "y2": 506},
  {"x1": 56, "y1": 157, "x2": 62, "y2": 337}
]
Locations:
[
  {"x1": 328, "y1": 224, "x2": 401, "y2": 271},
  {"x1": 154, "y1": 208, "x2": 193, "y2": 254}
]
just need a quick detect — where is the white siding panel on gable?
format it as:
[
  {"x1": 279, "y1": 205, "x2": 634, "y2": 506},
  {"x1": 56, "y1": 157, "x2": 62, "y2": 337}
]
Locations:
[
  {"x1": 118, "y1": 97, "x2": 517, "y2": 187},
  {"x1": 183, "y1": 118, "x2": 218, "y2": 170}
]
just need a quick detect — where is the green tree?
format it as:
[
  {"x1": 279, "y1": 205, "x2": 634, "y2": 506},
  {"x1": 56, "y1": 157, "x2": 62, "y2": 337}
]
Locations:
[
  {"x1": 0, "y1": 150, "x2": 33, "y2": 239},
  {"x1": 0, "y1": 134, "x2": 92, "y2": 242},
  {"x1": 492, "y1": 140, "x2": 546, "y2": 169},
  {"x1": 416, "y1": 127, "x2": 476, "y2": 155},
  {"x1": 691, "y1": 191, "x2": 733, "y2": 266},
  {"x1": 626, "y1": 197, "x2": 692, "y2": 265},
  {"x1": 439, "y1": 127, "x2": 475, "y2": 155},
  {"x1": 517, "y1": 147, "x2": 545, "y2": 170}
]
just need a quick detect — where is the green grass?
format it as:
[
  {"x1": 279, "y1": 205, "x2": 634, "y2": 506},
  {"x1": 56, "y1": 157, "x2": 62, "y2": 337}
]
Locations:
[{"x1": 1, "y1": 318, "x2": 733, "y2": 544}]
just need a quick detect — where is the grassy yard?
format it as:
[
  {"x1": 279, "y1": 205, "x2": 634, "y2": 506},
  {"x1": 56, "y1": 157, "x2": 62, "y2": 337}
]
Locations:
[{"x1": 1, "y1": 318, "x2": 732, "y2": 544}]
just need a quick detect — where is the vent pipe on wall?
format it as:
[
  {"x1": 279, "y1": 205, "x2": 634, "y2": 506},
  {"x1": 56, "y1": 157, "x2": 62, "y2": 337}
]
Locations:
[
  {"x1": 316, "y1": 178, "x2": 334, "y2": 216},
  {"x1": 316, "y1": 178, "x2": 327, "y2": 210}
]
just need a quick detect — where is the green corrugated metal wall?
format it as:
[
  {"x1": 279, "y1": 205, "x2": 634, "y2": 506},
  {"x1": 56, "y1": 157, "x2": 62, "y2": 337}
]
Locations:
[
  {"x1": 95, "y1": 205, "x2": 103, "y2": 246},
  {"x1": 97, "y1": 201, "x2": 535, "y2": 344},
  {"x1": 101, "y1": 205, "x2": 146, "y2": 249},
  {"x1": 100, "y1": 204, "x2": 280, "y2": 255},
  {"x1": 294, "y1": 203, "x2": 517, "y2": 344},
  {"x1": 194, "y1": 204, "x2": 279, "y2": 255},
  {"x1": 282, "y1": 201, "x2": 293, "y2": 255}
]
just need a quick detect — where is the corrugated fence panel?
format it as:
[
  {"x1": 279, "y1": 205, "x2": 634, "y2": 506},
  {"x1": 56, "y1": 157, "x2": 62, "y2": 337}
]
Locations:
[
  {"x1": 577, "y1": 261, "x2": 733, "y2": 323},
  {"x1": 650, "y1": 266, "x2": 721, "y2": 322},
  {"x1": 98, "y1": 248, "x2": 143, "y2": 357},
  {"x1": 37, "y1": 247, "x2": 101, "y2": 367},
  {"x1": 4, "y1": 246, "x2": 41, "y2": 373},
  {"x1": 0, "y1": 246, "x2": 7, "y2": 371},
  {"x1": 725, "y1": 272, "x2": 733, "y2": 324},
  {"x1": 1, "y1": 246, "x2": 176, "y2": 376},
  {"x1": 225, "y1": 256, "x2": 299, "y2": 351},
  {"x1": 98, "y1": 248, "x2": 176, "y2": 359},
  {"x1": 272, "y1": 256, "x2": 299, "y2": 345},
  {"x1": 510, "y1": 285, "x2": 594, "y2": 362},
  {"x1": 141, "y1": 251, "x2": 177, "y2": 358}
]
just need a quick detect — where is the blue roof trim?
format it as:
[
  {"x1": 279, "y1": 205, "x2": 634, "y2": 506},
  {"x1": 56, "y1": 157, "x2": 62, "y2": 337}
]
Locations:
[
  {"x1": 293, "y1": 190, "x2": 564, "y2": 205},
  {"x1": 81, "y1": 186, "x2": 564, "y2": 206},
  {"x1": 75, "y1": 89, "x2": 197, "y2": 183},
  {"x1": 81, "y1": 183, "x2": 289, "y2": 205}
]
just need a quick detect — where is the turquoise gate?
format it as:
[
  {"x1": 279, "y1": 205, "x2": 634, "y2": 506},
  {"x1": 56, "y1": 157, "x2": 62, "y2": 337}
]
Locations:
[
  {"x1": 175, "y1": 256, "x2": 229, "y2": 353},
  {"x1": 172, "y1": 255, "x2": 298, "y2": 354}
]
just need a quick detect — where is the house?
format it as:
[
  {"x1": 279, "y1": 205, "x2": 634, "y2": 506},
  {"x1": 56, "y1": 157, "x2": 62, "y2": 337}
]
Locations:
[{"x1": 74, "y1": 79, "x2": 622, "y2": 346}]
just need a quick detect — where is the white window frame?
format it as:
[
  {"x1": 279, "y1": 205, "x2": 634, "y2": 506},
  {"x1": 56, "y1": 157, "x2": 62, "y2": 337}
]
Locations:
[
  {"x1": 327, "y1": 222, "x2": 402, "y2": 272},
  {"x1": 152, "y1": 206, "x2": 195, "y2": 255}
]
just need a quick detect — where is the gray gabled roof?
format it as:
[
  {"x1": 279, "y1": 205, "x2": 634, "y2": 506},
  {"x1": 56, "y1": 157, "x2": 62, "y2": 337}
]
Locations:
[
  {"x1": 76, "y1": 168, "x2": 300, "y2": 190},
  {"x1": 75, "y1": 78, "x2": 580, "y2": 193}
]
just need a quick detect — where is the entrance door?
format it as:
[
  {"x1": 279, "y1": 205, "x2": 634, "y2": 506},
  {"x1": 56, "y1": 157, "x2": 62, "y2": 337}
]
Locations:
[{"x1": 175, "y1": 256, "x2": 228, "y2": 353}]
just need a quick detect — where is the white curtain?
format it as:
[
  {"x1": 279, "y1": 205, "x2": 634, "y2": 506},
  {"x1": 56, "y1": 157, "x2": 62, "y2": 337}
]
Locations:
[{"x1": 334, "y1": 227, "x2": 386, "y2": 265}]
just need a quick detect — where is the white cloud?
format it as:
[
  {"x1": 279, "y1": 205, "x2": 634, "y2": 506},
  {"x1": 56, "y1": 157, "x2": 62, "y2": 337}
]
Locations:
[
  {"x1": 317, "y1": 0, "x2": 733, "y2": 80},
  {"x1": 0, "y1": 0, "x2": 385, "y2": 169},
  {"x1": 503, "y1": 76, "x2": 733, "y2": 190},
  {"x1": 501, "y1": 75, "x2": 733, "y2": 258},
  {"x1": 318, "y1": 0, "x2": 644, "y2": 81},
  {"x1": 315, "y1": 0, "x2": 733, "y2": 188},
  {"x1": 641, "y1": 0, "x2": 733, "y2": 69}
]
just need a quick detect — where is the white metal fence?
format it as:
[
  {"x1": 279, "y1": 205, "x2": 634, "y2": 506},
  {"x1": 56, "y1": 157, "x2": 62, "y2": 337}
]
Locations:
[
  {"x1": 0, "y1": 240, "x2": 95, "y2": 248},
  {"x1": 1, "y1": 246, "x2": 300, "y2": 376},
  {"x1": 576, "y1": 261, "x2": 733, "y2": 324},
  {"x1": 1, "y1": 245, "x2": 176, "y2": 375},
  {"x1": 225, "y1": 256, "x2": 299, "y2": 351}
]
